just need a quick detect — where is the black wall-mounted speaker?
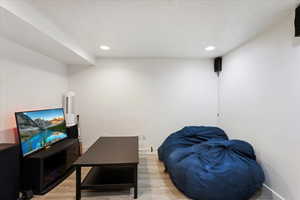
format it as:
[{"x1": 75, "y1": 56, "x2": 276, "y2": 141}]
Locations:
[
  {"x1": 214, "y1": 57, "x2": 222, "y2": 74},
  {"x1": 295, "y1": 5, "x2": 300, "y2": 37},
  {"x1": 0, "y1": 144, "x2": 20, "y2": 200}
]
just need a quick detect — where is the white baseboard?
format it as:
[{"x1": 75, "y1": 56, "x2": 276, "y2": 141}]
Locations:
[{"x1": 263, "y1": 184, "x2": 285, "y2": 200}]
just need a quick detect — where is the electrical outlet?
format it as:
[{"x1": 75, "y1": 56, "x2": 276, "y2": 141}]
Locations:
[{"x1": 138, "y1": 135, "x2": 146, "y2": 140}]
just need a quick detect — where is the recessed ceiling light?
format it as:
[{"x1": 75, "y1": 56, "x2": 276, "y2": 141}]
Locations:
[
  {"x1": 205, "y1": 46, "x2": 216, "y2": 51},
  {"x1": 100, "y1": 45, "x2": 111, "y2": 50}
]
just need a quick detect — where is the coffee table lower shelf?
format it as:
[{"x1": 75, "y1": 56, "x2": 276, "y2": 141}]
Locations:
[{"x1": 76, "y1": 165, "x2": 138, "y2": 200}]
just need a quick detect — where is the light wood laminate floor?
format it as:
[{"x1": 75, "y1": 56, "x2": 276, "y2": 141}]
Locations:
[{"x1": 33, "y1": 154, "x2": 273, "y2": 200}]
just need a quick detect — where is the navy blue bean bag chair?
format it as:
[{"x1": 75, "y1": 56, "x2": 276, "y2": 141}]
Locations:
[{"x1": 158, "y1": 126, "x2": 265, "y2": 200}]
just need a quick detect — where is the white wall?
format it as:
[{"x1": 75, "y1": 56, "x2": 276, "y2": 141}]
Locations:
[
  {"x1": 69, "y1": 59, "x2": 218, "y2": 149},
  {"x1": 0, "y1": 36, "x2": 68, "y2": 143},
  {"x1": 220, "y1": 15, "x2": 300, "y2": 200}
]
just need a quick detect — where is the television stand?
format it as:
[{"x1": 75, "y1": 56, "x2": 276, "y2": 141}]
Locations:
[{"x1": 21, "y1": 138, "x2": 80, "y2": 195}]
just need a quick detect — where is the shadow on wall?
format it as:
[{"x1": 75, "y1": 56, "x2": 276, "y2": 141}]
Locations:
[{"x1": 0, "y1": 128, "x2": 19, "y2": 144}]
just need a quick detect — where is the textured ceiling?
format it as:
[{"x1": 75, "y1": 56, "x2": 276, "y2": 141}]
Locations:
[{"x1": 29, "y1": 0, "x2": 298, "y2": 58}]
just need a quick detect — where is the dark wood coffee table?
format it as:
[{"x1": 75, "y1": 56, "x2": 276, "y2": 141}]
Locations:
[{"x1": 73, "y1": 137, "x2": 139, "y2": 200}]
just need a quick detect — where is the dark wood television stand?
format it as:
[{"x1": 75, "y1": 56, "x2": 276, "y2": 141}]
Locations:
[
  {"x1": 73, "y1": 137, "x2": 139, "y2": 200},
  {"x1": 21, "y1": 138, "x2": 80, "y2": 195}
]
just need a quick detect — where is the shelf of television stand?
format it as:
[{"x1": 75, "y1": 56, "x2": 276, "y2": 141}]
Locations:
[
  {"x1": 43, "y1": 151, "x2": 67, "y2": 188},
  {"x1": 41, "y1": 166, "x2": 74, "y2": 194},
  {"x1": 22, "y1": 138, "x2": 80, "y2": 195}
]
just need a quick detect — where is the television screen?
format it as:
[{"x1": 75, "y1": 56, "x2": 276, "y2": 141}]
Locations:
[{"x1": 15, "y1": 108, "x2": 68, "y2": 156}]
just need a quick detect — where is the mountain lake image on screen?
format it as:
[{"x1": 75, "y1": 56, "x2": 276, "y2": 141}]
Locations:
[{"x1": 15, "y1": 108, "x2": 68, "y2": 156}]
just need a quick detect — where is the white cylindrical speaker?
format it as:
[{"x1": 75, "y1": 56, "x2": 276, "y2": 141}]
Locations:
[{"x1": 64, "y1": 91, "x2": 77, "y2": 127}]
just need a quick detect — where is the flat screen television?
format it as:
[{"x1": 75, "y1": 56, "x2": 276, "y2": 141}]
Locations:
[{"x1": 15, "y1": 108, "x2": 68, "y2": 156}]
